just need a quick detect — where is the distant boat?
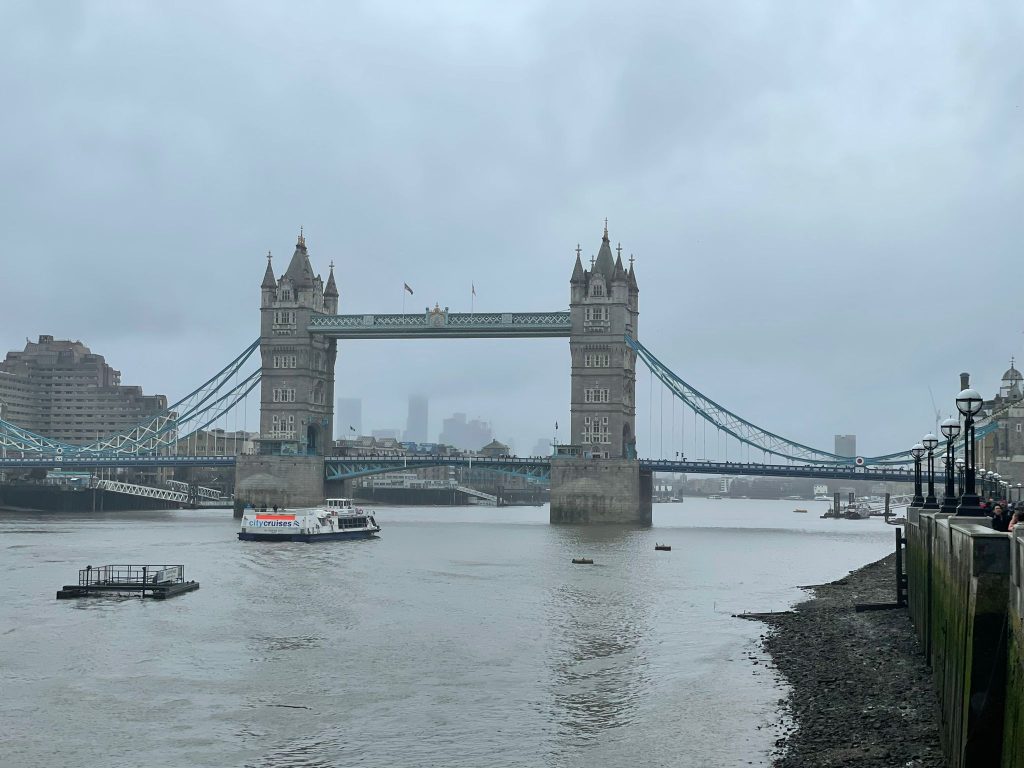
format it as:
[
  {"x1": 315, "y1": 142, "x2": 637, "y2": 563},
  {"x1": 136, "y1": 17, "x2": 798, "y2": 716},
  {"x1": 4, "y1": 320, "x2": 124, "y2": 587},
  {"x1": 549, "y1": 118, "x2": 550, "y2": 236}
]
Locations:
[
  {"x1": 793, "y1": 508, "x2": 808, "y2": 514},
  {"x1": 655, "y1": 543, "x2": 671, "y2": 551},
  {"x1": 813, "y1": 495, "x2": 831, "y2": 501},
  {"x1": 571, "y1": 557, "x2": 594, "y2": 565},
  {"x1": 707, "y1": 494, "x2": 722, "y2": 500}
]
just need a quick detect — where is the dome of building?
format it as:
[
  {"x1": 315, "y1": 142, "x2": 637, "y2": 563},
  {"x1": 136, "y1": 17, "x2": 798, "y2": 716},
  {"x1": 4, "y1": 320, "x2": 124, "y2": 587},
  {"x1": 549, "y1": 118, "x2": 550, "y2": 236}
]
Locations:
[{"x1": 1001, "y1": 359, "x2": 1022, "y2": 383}]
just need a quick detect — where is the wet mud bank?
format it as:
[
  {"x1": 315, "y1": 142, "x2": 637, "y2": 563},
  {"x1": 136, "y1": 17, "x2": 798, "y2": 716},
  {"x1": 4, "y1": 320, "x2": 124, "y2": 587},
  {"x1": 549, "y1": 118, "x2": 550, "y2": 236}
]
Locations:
[{"x1": 747, "y1": 553, "x2": 946, "y2": 767}]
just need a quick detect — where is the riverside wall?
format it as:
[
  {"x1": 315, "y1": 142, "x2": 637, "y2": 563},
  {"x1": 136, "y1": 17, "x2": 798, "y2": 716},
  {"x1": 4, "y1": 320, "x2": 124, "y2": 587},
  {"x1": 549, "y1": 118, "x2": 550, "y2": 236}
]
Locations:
[{"x1": 906, "y1": 509, "x2": 1023, "y2": 768}]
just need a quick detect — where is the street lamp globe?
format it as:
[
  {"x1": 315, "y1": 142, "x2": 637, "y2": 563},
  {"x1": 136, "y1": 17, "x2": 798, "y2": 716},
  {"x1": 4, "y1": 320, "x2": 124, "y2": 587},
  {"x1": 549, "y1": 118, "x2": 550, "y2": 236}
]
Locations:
[
  {"x1": 956, "y1": 388, "x2": 984, "y2": 416},
  {"x1": 956, "y1": 458, "x2": 965, "y2": 470},
  {"x1": 910, "y1": 444, "x2": 925, "y2": 459},
  {"x1": 940, "y1": 417, "x2": 961, "y2": 439},
  {"x1": 922, "y1": 433, "x2": 939, "y2": 450}
]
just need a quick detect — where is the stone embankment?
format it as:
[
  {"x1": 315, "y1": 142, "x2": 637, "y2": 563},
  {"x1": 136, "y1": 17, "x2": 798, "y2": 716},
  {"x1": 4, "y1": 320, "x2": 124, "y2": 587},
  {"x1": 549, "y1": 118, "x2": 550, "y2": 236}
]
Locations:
[{"x1": 747, "y1": 553, "x2": 945, "y2": 767}]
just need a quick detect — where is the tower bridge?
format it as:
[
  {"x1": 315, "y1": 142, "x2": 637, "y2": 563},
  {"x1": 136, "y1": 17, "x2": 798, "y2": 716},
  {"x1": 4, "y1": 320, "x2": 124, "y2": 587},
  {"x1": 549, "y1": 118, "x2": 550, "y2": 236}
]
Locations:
[
  {"x1": 238, "y1": 221, "x2": 647, "y2": 522},
  {"x1": 4, "y1": 222, "x2": 999, "y2": 523}
]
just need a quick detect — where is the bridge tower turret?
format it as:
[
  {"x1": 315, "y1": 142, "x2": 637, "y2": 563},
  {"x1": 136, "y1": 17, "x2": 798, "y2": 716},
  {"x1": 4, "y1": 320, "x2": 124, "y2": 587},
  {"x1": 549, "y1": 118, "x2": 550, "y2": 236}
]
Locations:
[{"x1": 568, "y1": 222, "x2": 638, "y2": 459}]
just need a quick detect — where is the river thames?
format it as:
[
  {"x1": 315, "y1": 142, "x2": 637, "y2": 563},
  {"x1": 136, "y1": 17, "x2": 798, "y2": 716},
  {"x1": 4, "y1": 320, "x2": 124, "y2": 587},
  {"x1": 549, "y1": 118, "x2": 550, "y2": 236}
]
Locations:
[{"x1": 1, "y1": 499, "x2": 895, "y2": 767}]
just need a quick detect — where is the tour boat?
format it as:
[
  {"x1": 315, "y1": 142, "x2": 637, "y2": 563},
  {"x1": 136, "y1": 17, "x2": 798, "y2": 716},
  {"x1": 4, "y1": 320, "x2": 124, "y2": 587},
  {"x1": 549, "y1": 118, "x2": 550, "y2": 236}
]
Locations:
[{"x1": 238, "y1": 498, "x2": 381, "y2": 542}]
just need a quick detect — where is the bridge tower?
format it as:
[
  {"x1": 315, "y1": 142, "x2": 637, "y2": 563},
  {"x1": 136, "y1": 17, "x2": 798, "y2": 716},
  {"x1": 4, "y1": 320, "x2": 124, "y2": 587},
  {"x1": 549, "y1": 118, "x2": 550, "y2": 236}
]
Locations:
[
  {"x1": 551, "y1": 223, "x2": 651, "y2": 524},
  {"x1": 236, "y1": 230, "x2": 338, "y2": 510},
  {"x1": 568, "y1": 222, "x2": 638, "y2": 458}
]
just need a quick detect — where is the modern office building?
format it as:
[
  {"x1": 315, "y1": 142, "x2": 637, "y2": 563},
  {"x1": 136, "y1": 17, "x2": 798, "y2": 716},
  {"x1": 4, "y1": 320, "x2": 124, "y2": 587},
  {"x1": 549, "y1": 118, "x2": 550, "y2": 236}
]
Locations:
[
  {"x1": 0, "y1": 335, "x2": 167, "y2": 444},
  {"x1": 404, "y1": 395, "x2": 428, "y2": 443},
  {"x1": 439, "y1": 412, "x2": 493, "y2": 451},
  {"x1": 335, "y1": 397, "x2": 362, "y2": 439},
  {"x1": 834, "y1": 434, "x2": 857, "y2": 458}
]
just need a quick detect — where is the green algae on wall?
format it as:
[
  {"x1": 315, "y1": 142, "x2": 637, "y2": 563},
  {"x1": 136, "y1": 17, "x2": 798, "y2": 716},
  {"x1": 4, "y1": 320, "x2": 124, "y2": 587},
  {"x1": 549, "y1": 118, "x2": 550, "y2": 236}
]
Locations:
[
  {"x1": 1004, "y1": 531, "x2": 1024, "y2": 768},
  {"x1": 920, "y1": 516, "x2": 1010, "y2": 768}
]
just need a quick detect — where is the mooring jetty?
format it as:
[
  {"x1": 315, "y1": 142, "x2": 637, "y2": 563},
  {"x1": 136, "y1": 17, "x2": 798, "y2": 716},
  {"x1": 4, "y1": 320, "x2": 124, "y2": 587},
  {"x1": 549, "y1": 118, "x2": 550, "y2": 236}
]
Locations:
[{"x1": 56, "y1": 564, "x2": 199, "y2": 600}]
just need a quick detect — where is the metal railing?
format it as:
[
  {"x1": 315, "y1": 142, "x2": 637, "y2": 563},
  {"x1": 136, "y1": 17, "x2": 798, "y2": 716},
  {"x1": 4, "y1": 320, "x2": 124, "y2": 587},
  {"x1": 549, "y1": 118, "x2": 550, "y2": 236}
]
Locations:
[{"x1": 79, "y1": 564, "x2": 185, "y2": 586}]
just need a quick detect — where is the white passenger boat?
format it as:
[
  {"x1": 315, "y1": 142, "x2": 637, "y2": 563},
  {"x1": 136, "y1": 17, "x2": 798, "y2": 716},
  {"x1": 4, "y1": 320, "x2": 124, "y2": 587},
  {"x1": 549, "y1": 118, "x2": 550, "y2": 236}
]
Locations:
[{"x1": 238, "y1": 498, "x2": 381, "y2": 542}]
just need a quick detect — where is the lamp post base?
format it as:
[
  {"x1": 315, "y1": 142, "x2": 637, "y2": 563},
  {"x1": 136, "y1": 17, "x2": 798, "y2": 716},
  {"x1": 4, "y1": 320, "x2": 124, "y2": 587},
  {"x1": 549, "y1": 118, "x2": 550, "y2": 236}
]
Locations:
[
  {"x1": 955, "y1": 493, "x2": 985, "y2": 517},
  {"x1": 938, "y1": 496, "x2": 959, "y2": 515},
  {"x1": 922, "y1": 495, "x2": 940, "y2": 510}
]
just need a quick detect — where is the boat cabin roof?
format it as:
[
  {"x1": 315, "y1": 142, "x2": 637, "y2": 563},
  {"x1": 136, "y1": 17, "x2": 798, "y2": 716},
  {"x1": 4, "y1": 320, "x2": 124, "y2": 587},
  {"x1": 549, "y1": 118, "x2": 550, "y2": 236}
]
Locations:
[{"x1": 325, "y1": 498, "x2": 355, "y2": 508}]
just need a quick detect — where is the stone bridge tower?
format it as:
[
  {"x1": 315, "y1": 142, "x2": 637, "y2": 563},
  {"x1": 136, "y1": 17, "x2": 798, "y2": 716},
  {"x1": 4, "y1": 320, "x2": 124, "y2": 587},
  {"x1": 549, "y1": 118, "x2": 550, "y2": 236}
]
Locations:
[
  {"x1": 569, "y1": 222, "x2": 639, "y2": 459},
  {"x1": 551, "y1": 223, "x2": 650, "y2": 525},
  {"x1": 235, "y1": 230, "x2": 337, "y2": 511}
]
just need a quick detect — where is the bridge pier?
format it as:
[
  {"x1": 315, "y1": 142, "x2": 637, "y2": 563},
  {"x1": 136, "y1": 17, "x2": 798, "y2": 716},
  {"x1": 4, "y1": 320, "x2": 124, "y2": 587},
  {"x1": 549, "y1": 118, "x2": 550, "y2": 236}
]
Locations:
[
  {"x1": 550, "y1": 458, "x2": 652, "y2": 525},
  {"x1": 235, "y1": 455, "x2": 325, "y2": 510}
]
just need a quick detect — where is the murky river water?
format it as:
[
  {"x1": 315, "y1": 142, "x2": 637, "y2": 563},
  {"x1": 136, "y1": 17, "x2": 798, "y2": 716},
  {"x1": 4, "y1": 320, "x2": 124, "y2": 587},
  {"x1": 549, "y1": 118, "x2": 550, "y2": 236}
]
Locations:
[{"x1": 1, "y1": 499, "x2": 895, "y2": 767}]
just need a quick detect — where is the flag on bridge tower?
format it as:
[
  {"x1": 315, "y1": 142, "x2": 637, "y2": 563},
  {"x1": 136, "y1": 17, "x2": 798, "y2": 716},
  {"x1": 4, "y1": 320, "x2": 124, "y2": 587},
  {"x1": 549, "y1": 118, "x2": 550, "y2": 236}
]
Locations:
[
  {"x1": 471, "y1": 282, "x2": 476, "y2": 297},
  {"x1": 404, "y1": 283, "x2": 414, "y2": 295}
]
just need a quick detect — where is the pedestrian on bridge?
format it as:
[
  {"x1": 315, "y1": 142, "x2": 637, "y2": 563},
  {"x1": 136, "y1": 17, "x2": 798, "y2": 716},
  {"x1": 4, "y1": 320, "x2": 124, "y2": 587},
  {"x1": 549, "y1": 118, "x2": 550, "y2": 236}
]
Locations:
[{"x1": 991, "y1": 505, "x2": 1010, "y2": 533}]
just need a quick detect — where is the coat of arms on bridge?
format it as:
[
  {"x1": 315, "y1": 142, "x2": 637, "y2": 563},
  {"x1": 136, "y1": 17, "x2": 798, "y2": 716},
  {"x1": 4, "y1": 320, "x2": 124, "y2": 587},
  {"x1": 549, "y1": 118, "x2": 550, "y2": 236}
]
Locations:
[{"x1": 427, "y1": 303, "x2": 449, "y2": 327}]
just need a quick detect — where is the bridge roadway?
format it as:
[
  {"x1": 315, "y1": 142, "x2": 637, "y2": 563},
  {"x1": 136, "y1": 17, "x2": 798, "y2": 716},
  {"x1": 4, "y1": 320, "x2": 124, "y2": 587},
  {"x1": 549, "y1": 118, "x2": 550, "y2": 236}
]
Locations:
[
  {"x1": 0, "y1": 454, "x2": 915, "y2": 483},
  {"x1": 0, "y1": 455, "x2": 236, "y2": 469}
]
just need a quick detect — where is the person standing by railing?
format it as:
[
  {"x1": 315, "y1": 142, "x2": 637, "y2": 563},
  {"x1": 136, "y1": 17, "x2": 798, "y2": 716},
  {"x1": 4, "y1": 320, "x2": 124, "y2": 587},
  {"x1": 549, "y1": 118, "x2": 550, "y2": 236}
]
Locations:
[{"x1": 991, "y1": 504, "x2": 1010, "y2": 532}]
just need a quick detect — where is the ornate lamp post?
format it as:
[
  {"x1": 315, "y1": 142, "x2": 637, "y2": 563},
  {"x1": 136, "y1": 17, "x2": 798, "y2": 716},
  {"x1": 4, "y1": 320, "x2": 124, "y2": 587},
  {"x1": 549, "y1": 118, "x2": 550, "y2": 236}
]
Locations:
[
  {"x1": 910, "y1": 443, "x2": 925, "y2": 508},
  {"x1": 1017, "y1": 482, "x2": 1022, "y2": 503},
  {"x1": 955, "y1": 387, "x2": 984, "y2": 516},
  {"x1": 922, "y1": 433, "x2": 940, "y2": 510},
  {"x1": 939, "y1": 417, "x2": 961, "y2": 514},
  {"x1": 956, "y1": 458, "x2": 965, "y2": 496}
]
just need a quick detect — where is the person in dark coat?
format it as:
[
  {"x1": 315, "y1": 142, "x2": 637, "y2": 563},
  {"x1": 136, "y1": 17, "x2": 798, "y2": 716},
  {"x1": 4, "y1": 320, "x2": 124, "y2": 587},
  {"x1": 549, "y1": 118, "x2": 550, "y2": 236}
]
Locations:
[{"x1": 991, "y1": 505, "x2": 1010, "y2": 532}]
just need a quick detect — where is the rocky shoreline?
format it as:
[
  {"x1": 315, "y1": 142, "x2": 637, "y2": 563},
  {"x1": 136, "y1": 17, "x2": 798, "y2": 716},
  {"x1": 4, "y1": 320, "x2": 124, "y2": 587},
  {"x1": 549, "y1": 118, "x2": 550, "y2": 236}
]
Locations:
[{"x1": 746, "y1": 552, "x2": 946, "y2": 767}]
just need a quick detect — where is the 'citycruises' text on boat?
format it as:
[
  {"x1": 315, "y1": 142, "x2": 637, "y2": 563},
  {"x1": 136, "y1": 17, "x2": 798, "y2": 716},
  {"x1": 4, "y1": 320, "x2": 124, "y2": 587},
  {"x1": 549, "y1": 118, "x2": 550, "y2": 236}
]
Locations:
[{"x1": 238, "y1": 499, "x2": 381, "y2": 542}]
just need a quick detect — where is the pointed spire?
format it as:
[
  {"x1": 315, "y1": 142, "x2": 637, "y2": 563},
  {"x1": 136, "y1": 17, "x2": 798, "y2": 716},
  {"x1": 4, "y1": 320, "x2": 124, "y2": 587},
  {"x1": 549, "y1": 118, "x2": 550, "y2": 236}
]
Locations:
[
  {"x1": 628, "y1": 253, "x2": 638, "y2": 291},
  {"x1": 613, "y1": 253, "x2": 626, "y2": 280},
  {"x1": 571, "y1": 246, "x2": 585, "y2": 284},
  {"x1": 594, "y1": 221, "x2": 615, "y2": 278},
  {"x1": 261, "y1": 250, "x2": 276, "y2": 288},
  {"x1": 324, "y1": 260, "x2": 338, "y2": 297},
  {"x1": 283, "y1": 230, "x2": 315, "y2": 288}
]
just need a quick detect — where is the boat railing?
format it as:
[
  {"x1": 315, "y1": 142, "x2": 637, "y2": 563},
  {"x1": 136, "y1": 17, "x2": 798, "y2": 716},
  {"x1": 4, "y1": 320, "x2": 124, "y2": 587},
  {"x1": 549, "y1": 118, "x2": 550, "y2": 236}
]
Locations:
[{"x1": 78, "y1": 564, "x2": 186, "y2": 587}]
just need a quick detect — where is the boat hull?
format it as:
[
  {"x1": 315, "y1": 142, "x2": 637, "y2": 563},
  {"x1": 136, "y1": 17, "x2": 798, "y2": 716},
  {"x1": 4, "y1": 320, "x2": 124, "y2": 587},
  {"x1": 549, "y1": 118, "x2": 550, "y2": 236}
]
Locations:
[{"x1": 238, "y1": 529, "x2": 380, "y2": 543}]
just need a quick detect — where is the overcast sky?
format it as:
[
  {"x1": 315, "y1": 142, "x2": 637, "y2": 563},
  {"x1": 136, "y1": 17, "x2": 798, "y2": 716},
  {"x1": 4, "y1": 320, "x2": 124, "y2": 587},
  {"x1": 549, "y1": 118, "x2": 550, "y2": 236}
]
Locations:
[{"x1": 2, "y1": 1, "x2": 1022, "y2": 458}]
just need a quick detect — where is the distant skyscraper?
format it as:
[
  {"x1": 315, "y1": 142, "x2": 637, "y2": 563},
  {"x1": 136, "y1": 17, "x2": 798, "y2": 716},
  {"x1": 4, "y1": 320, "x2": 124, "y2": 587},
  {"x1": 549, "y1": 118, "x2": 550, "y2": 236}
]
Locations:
[
  {"x1": 834, "y1": 434, "x2": 857, "y2": 457},
  {"x1": 439, "y1": 412, "x2": 493, "y2": 451},
  {"x1": 531, "y1": 438, "x2": 551, "y2": 456},
  {"x1": 404, "y1": 395, "x2": 428, "y2": 443},
  {"x1": 336, "y1": 397, "x2": 362, "y2": 438}
]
